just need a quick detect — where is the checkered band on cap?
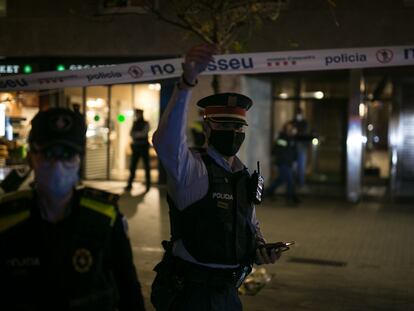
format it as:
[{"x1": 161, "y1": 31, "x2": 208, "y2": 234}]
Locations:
[{"x1": 196, "y1": 92, "x2": 253, "y2": 125}]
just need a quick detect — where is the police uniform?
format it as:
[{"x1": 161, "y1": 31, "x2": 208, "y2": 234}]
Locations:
[
  {"x1": 0, "y1": 187, "x2": 145, "y2": 310},
  {"x1": 151, "y1": 84, "x2": 265, "y2": 311},
  {"x1": 0, "y1": 108, "x2": 146, "y2": 311},
  {"x1": 267, "y1": 127, "x2": 299, "y2": 202},
  {"x1": 126, "y1": 109, "x2": 151, "y2": 191}
]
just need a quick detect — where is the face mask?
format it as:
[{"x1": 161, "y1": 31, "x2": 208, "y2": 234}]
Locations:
[
  {"x1": 35, "y1": 161, "x2": 79, "y2": 198},
  {"x1": 296, "y1": 114, "x2": 303, "y2": 121},
  {"x1": 209, "y1": 130, "x2": 245, "y2": 156}
]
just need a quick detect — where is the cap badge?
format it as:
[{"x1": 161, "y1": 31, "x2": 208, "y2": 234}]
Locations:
[
  {"x1": 50, "y1": 114, "x2": 73, "y2": 132},
  {"x1": 228, "y1": 95, "x2": 238, "y2": 107}
]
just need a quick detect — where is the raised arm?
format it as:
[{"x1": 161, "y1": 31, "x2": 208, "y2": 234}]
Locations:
[{"x1": 152, "y1": 45, "x2": 217, "y2": 209}]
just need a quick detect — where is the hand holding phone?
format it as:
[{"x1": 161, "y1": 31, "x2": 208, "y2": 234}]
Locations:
[{"x1": 261, "y1": 241, "x2": 295, "y2": 255}]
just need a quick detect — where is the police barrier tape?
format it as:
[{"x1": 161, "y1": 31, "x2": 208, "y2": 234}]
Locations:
[{"x1": 1, "y1": 45, "x2": 414, "y2": 91}]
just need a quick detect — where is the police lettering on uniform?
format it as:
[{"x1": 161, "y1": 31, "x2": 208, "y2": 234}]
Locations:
[
  {"x1": 151, "y1": 44, "x2": 283, "y2": 311},
  {"x1": 0, "y1": 108, "x2": 146, "y2": 311}
]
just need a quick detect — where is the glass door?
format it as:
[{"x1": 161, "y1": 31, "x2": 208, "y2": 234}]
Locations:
[{"x1": 84, "y1": 86, "x2": 109, "y2": 180}]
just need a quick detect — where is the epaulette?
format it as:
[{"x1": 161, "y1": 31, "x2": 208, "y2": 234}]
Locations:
[
  {"x1": 81, "y1": 187, "x2": 120, "y2": 205},
  {"x1": 0, "y1": 190, "x2": 32, "y2": 233},
  {"x1": 79, "y1": 187, "x2": 119, "y2": 226},
  {"x1": 0, "y1": 189, "x2": 33, "y2": 206}
]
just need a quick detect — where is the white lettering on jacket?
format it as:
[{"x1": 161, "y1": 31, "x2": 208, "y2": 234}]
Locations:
[{"x1": 212, "y1": 192, "x2": 233, "y2": 200}]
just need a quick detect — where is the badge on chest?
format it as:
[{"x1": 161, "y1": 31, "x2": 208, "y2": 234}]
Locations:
[{"x1": 72, "y1": 248, "x2": 93, "y2": 273}]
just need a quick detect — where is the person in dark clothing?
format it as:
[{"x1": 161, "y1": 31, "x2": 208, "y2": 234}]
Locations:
[
  {"x1": 125, "y1": 109, "x2": 151, "y2": 192},
  {"x1": 291, "y1": 107, "x2": 309, "y2": 187},
  {"x1": 151, "y1": 44, "x2": 284, "y2": 311},
  {"x1": 0, "y1": 108, "x2": 146, "y2": 311},
  {"x1": 266, "y1": 121, "x2": 300, "y2": 204}
]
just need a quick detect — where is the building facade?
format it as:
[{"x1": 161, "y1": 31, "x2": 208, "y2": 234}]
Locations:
[{"x1": 1, "y1": 0, "x2": 414, "y2": 200}]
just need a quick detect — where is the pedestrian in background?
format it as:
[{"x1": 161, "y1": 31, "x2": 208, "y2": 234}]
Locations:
[
  {"x1": 125, "y1": 109, "x2": 151, "y2": 192},
  {"x1": 291, "y1": 107, "x2": 309, "y2": 187},
  {"x1": 0, "y1": 108, "x2": 146, "y2": 311},
  {"x1": 266, "y1": 121, "x2": 300, "y2": 204}
]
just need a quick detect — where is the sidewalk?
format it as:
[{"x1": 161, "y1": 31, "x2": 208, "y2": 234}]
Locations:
[{"x1": 85, "y1": 181, "x2": 414, "y2": 311}]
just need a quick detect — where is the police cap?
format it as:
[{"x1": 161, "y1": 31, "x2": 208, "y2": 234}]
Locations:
[
  {"x1": 197, "y1": 93, "x2": 252, "y2": 126},
  {"x1": 29, "y1": 108, "x2": 86, "y2": 153}
]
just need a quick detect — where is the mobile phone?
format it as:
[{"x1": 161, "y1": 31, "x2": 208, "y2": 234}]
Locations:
[{"x1": 262, "y1": 241, "x2": 295, "y2": 253}]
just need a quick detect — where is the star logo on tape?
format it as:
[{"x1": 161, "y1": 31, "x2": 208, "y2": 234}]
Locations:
[
  {"x1": 128, "y1": 66, "x2": 144, "y2": 79},
  {"x1": 376, "y1": 49, "x2": 393, "y2": 64},
  {"x1": 72, "y1": 248, "x2": 93, "y2": 273}
]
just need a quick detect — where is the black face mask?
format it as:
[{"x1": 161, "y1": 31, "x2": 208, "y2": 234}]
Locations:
[{"x1": 208, "y1": 130, "x2": 245, "y2": 156}]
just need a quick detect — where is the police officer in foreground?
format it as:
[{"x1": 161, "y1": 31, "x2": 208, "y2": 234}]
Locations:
[
  {"x1": 151, "y1": 44, "x2": 283, "y2": 311},
  {"x1": 0, "y1": 108, "x2": 146, "y2": 311}
]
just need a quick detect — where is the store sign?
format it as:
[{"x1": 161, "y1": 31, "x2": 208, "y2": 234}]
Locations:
[
  {"x1": 1, "y1": 45, "x2": 414, "y2": 91},
  {"x1": 0, "y1": 65, "x2": 20, "y2": 74}
]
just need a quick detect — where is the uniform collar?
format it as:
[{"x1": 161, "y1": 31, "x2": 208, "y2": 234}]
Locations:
[
  {"x1": 32, "y1": 188, "x2": 79, "y2": 223},
  {"x1": 206, "y1": 146, "x2": 245, "y2": 173}
]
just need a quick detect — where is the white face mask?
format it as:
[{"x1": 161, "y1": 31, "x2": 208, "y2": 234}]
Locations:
[
  {"x1": 296, "y1": 114, "x2": 303, "y2": 121},
  {"x1": 35, "y1": 161, "x2": 79, "y2": 198}
]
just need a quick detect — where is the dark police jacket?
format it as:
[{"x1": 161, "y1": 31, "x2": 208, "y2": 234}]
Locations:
[
  {"x1": 0, "y1": 188, "x2": 145, "y2": 311},
  {"x1": 168, "y1": 154, "x2": 257, "y2": 265},
  {"x1": 272, "y1": 133, "x2": 297, "y2": 167},
  {"x1": 130, "y1": 120, "x2": 149, "y2": 146}
]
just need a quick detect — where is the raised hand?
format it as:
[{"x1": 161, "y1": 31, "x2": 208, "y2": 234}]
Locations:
[{"x1": 182, "y1": 44, "x2": 218, "y2": 85}]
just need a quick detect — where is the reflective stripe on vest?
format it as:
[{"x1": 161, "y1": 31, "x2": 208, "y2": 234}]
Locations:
[
  {"x1": 0, "y1": 209, "x2": 30, "y2": 233},
  {"x1": 276, "y1": 139, "x2": 288, "y2": 146},
  {"x1": 79, "y1": 197, "x2": 116, "y2": 226}
]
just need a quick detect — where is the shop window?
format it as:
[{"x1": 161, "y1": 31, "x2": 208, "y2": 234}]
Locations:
[{"x1": 0, "y1": 0, "x2": 6, "y2": 17}]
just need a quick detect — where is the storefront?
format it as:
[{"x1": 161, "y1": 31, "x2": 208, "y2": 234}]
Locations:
[
  {"x1": 265, "y1": 66, "x2": 414, "y2": 200},
  {"x1": 64, "y1": 83, "x2": 161, "y2": 181},
  {"x1": 0, "y1": 57, "x2": 173, "y2": 186},
  {"x1": 1, "y1": 55, "x2": 413, "y2": 200}
]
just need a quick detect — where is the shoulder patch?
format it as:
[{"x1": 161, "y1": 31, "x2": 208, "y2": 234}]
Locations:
[
  {"x1": 79, "y1": 196, "x2": 117, "y2": 227},
  {"x1": 0, "y1": 190, "x2": 33, "y2": 206},
  {"x1": 82, "y1": 187, "x2": 119, "y2": 205}
]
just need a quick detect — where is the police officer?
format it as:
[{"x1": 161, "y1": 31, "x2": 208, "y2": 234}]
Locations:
[
  {"x1": 290, "y1": 107, "x2": 310, "y2": 187},
  {"x1": 125, "y1": 109, "x2": 151, "y2": 192},
  {"x1": 0, "y1": 108, "x2": 146, "y2": 311},
  {"x1": 267, "y1": 121, "x2": 300, "y2": 204},
  {"x1": 151, "y1": 44, "x2": 282, "y2": 311}
]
